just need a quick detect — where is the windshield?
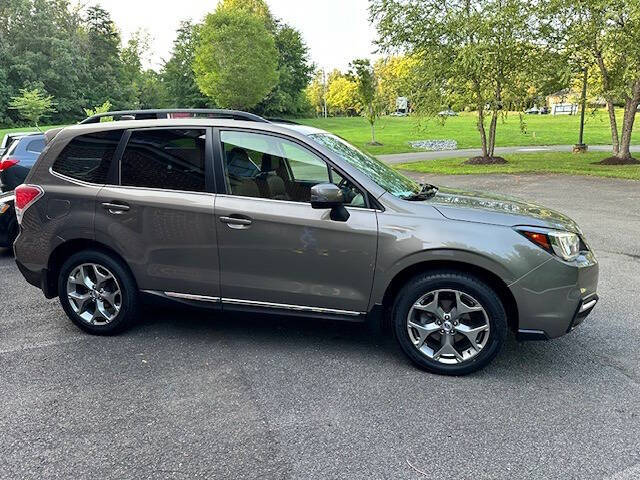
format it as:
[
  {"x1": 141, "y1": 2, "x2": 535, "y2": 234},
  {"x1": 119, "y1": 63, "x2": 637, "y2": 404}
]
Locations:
[{"x1": 309, "y1": 133, "x2": 421, "y2": 199}]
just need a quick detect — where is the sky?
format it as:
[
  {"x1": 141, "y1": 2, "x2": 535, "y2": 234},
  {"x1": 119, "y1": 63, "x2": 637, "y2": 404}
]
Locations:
[{"x1": 91, "y1": 0, "x2": 379, "y2": 71}]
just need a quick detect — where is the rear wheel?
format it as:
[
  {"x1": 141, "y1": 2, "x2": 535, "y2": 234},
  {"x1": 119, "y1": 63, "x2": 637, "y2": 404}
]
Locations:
[
  {"x1": 58, "y1": 250, "x2": 139, "y2": 335},
  {"x1": 392, "y1": 271, "x2": 507, "y2": 375}
]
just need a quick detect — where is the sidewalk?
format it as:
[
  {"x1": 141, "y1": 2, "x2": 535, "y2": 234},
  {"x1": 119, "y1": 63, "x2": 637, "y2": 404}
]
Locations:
[{"x1": 379, "y1": 144, "x2": 640, "y2": 164}]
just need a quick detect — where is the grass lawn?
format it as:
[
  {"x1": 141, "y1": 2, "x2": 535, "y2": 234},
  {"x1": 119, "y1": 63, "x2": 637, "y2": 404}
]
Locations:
[
  {"x1": 299, "y1": 111, "x2": 640, "y2": 156},
  {"x1": 395, "y1": 151, "x2": 640, "y2": 180}
]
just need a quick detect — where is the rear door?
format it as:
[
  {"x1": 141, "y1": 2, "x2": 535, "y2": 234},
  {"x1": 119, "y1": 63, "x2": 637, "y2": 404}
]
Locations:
[
  {"x1": 213, "y1": 129, "x2": 378, "y2": 315},
  {"x1": 95, "y1": 127, "x2": 220, "y2": 300}
]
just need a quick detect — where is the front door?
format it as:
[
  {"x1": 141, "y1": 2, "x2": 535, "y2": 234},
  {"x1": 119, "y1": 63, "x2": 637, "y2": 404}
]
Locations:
[
  {"x1": 214, "y1": 129, "x2": 378, "y2": 314},
  {"x1": 95, "y1": 127, "x2": 220, "y2": 299}
]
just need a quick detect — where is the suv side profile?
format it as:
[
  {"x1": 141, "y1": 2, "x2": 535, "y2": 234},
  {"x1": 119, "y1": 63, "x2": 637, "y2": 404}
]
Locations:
[{"x1": 13, "y1": 109, "x2": 599, "y2": 375}]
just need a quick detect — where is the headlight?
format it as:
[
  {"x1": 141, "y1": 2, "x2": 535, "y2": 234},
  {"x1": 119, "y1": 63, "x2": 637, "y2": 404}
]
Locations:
[
  {"x1": 518, "y1": 228, "x2": 582, "y2": 261},
  {"x1": 548, "y1": 231, "x2": 580, "y2": 261}
]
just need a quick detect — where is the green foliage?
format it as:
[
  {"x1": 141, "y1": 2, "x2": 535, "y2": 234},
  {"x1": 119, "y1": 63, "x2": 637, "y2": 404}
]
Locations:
[
  {"x1": 0, "y1": 0, "x2": 311, "y2": 126},
  {"x1": 81, "y1": 6, "x2": 134, "y2": 110},
  {"x1": 255, "y1": 23, "x2": 314, "y2": 117},
  {"x1": 214, "y1": 0, "x2": 312, "y2": 116},
  {"x1": 349, "y1": 59, "x2": 384, "y2": 143},
  {"x1": 305, "y1": 70, "x2": 326, "y2": 116},
  {"x1": 9, "y1": 87, "x2": 56, "y2": 129},
  {"x1": 162, "y1": 21, "x2": 210, "y2": 108},
  {"x1": 375, "y1": 55, "x2": 423, "y2": 113},
  {"x1": 326, "y1": 70, "x2": 361, "y2": 116},
  {"x1": 0, "y1": 1, "x2": 139, "y2": 125},
  {"x1": 371, "y1": 0, "x2": 538, "y2": 158},
  {"x1": 194, "y1": 9, "x2": 279, "y2": 110},
  {"x1": 84, "y1": 100, "x2": 112, "y2": 118},
  {"x1": 216, "y1": 0, "x2": 275, "y2": 26},
  {"x1": 545, "y1": 0, "x2": 640, "y2": 157}
]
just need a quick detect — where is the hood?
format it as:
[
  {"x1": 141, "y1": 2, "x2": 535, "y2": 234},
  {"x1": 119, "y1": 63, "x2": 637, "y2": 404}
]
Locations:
[{"x1": 430, "y1": 186, "x2": 581, "y2": 233}]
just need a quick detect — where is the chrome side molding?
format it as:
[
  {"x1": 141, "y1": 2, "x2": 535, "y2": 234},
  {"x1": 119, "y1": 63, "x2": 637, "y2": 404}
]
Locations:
[
  {"x1": 163, "y1": 292, "x2": 221, "y2": 303},
  {"x1": 144, "y1": 290, "x2": 364, "y2": 316},
  {"x1": 221, "y1": 298, "x2": 364, "y2": 316}
]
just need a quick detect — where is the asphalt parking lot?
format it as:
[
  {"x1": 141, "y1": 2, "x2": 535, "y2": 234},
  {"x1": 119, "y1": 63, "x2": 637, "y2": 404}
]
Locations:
[{"x1": 1, "y1": 173, "x2": 639, "y2": 479}]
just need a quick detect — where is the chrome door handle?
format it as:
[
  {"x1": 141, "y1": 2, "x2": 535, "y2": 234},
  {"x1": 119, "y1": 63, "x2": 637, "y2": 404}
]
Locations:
[
  {"x1": 220, "y1": 216, "x2": 252, "y2": 226},
  {"x1": 102, "y1": 202, "x2": 130, "y2": 214}
]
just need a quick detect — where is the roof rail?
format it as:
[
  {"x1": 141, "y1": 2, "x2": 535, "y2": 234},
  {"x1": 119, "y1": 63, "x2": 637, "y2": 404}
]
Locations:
[
  {"x1": 267, "y1": 118, "x2": 301, "y2": 125},
  {"x1": 79, "y1": 109, "x2": 269, "y2": 125}
]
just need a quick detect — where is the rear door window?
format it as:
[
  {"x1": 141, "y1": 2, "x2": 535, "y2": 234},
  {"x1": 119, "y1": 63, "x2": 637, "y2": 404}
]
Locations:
[
  {"x1": 52, "y1": 130, "x2": 123, "y2": 183},
  {"x1": 120, "y1": 129, "x2": 206, "y2": 192}
]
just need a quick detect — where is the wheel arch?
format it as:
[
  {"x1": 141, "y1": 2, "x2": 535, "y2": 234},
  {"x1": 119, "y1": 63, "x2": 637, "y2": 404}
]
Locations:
[
  {"x1": 44, "y1": 238, "x2": 137, "y2": 298},
  {"x1": 380, "y1": 260, "x2": 519, "y2": 333}
]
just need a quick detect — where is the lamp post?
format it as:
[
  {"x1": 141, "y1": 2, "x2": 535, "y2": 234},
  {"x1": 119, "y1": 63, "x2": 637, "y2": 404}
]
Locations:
[{"x1": 573, "y1": 67, "x2": 588, "y2": 153}]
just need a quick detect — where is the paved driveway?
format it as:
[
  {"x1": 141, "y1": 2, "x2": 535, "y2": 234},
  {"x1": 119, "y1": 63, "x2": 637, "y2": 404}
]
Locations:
[{"x1": 1, "y1": 174, "x2": 639, "y2": 479}]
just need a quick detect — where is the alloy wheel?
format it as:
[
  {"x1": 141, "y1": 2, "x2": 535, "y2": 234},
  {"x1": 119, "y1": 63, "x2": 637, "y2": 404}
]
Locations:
[
  {"x1": 406, "y1": 289, "x2": 490, "y2": 364},
  {"x1": 66, "y1": 263, "x2": 122, "y2": 325}
]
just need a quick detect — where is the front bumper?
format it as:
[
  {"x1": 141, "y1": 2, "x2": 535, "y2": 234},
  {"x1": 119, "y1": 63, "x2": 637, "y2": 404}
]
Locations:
[
  {"x1": 510, "y1": 251, "x2": 599, "y2": 340},
  {"x1": 568, "y1": 293, "x2": 598, "y2": 332}
]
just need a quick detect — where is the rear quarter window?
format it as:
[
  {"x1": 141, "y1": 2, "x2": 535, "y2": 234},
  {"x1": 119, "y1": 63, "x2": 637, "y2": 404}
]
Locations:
[
  {"x1": 26, "y1": 139, "x2": 46, "y2": 154},
  {"x1": 52, "y1": 130, "x2": 123, "y2": 183}
]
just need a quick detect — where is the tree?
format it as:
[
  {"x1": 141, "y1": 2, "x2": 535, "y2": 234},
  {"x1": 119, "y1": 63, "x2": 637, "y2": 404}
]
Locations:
[
  {"x1": 547, "y1": 0, "x2": 640, "y2": 164},
  {"x1": 0, "y1": 0, "x2": 86, "y2": 124},
  {"x1": 121, "y1": 30, "x2": 170, "y2": 109},
  {"x1": 194, "y1": 9, "x2": 279, "y2": 110},
  {"x1": 215, "y1": 0, "x2": 312, "y2": 116},
  {"x1": 305, "y1": 70, "x2": 327, "y2": 116},
  {"x1": 81, "y1": 6, "x2": 133, "y2": 110},
  {"x1": 163, "y1": 21, "x2": 209, "y2": 108},
  {"x1": 326, "y1": 70, "x2": 361, "y2": 116},
  {"x1": 216, "y1": 0, "x2": 275, "y2": 26},
  {"x1": 9, "y1": 87, "x2": 56, "y2": 130},
  {"x1": 375, "y1": 55, "x2": 423, "y2": 113},
  {"x1": 84, "y1": 100, "x2": 112, "y2": 118},
  {"x1": 371, "y1": 0, "x2": 536, "y2": 163},
  {"x1": 350, "y1": 59, "x2": 383, "y2": 145},
  {"x1": 255, "y1": 22, "x2": 314, "y2": 117}
]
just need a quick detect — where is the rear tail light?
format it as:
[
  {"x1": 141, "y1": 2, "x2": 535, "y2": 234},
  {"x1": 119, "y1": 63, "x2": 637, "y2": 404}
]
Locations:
[
  {"x1": 14, "y1": 184, "x2": 43, "y2": 224},
  {"x1": 0, "y1": 157, "x2": 19, "y2": 172}
]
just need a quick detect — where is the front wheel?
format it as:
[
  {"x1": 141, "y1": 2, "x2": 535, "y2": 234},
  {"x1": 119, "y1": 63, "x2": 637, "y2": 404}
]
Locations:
[
  {"x1": 392, "y1": 271, "x2": 507, "y2": 375},
  {"x1": 58, "y1": 249, "x2": 139, "y2": 335}
]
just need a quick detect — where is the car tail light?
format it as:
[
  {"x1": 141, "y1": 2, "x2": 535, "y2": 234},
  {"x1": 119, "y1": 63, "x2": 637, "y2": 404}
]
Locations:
[
  {"x1": 15, "y1": 184, "x2": 43, "y2": 224},
  {"x1": 0, "y1": 157, "x2": 19, "y2": 172}
]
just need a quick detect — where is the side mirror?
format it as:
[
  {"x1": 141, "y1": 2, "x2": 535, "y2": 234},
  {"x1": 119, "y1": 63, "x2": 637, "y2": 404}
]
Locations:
[
  {"x1": 310, "y1": 183, "x2": 345, "y2": 209},
  {"x1": 310, "y1": 183, "x2": 350, "y2": 222}
]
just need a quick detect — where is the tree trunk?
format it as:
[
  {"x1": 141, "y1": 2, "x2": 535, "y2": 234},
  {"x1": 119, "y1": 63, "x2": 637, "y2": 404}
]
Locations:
[
  {"x1": 596, "y1": 51, "x2": 621, "y2": 155},
  {"x1": 487, "y1": 109, "x2": 499, "y2": 157},
  {"x1": 617, "y1": 78, "x2": 640, "y2": 159},
  {"x1": 371, "y1": 122, "x2": 376, "y2": 143},
  {"x1": 605, "y1": 99, "x2": 620, "y2": 155},
  {"x1": 477, "y1": 107, "x2": 488, "y2": 158}
]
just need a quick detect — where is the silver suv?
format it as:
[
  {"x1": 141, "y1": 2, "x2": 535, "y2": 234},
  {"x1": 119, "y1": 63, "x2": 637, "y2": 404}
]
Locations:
[{"x1": 11, "y1": 109, "x2": 599, "y2": 375}]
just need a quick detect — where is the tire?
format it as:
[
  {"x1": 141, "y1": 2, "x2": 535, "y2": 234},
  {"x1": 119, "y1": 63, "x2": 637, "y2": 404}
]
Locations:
[
  {"x1": 58, "y1": 249, "x2": 139, "y2": 335},
  {"x1": 392, "y1": 270, "x2": 507, "y2": 375}
]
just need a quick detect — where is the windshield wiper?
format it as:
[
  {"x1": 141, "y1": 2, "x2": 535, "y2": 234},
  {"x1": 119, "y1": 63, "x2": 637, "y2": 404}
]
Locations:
[{"x1": 405, "y1": 183, "x2": 439, "y2": 200}]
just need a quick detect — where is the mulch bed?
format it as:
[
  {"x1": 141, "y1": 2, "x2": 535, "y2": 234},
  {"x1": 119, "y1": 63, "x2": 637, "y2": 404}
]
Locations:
[
  {"x1": 595, "y1": 156, "x2": 640, "y2": 165},
  {"x1": 464, "y1": 156, "x2": 508, "y2": 165}
]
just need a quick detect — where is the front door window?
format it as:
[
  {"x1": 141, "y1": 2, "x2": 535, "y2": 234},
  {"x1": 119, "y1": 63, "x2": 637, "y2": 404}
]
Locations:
[{"x1": 219, "y1": 130, "x2": 366, "y2": 207}]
